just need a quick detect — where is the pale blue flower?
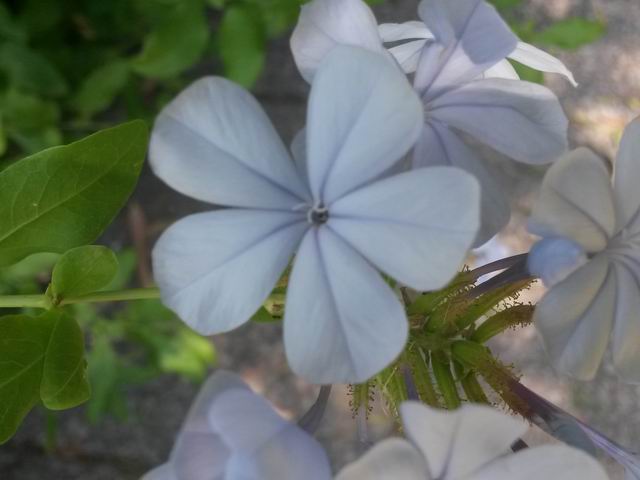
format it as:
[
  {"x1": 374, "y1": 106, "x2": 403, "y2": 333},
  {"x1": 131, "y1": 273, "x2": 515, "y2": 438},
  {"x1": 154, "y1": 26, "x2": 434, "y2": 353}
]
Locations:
[
  {"x1": 336, "y1": 402, "x2": 609, "y2": 480},
  {"x1": 528, "y1": 117, "x2": 640, "y2": 382},
  {"x1": 150, "y1": 46, "x2": 480, "y2": 384},
  {"x1": 142, "y1": 371, "x2": 332, "y2": 480},
  {"x1": 290, "y1": 0, "x2": 570, "y2": 244}
]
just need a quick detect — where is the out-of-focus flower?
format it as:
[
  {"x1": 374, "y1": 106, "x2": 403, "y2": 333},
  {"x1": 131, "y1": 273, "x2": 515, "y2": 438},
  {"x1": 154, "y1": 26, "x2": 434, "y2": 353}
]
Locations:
[
  {"x1": 291, "y1": 0, "x2": 570, "y2": 245},
  {"x1": 291, "y1": 0, "x2": 577, "y2": 86},
  {"x1": 336, "y1": 402, "x2": 609, "y2": 480},
  {"x1": 142, "y1": 371, "x2": 332, "y2": 480},
  {"x1": 528, "y1": 117, "x2": 640, "y2": 382},
  {"x1": 150, "y1": 46, "x2": 480, "y2": 384}
]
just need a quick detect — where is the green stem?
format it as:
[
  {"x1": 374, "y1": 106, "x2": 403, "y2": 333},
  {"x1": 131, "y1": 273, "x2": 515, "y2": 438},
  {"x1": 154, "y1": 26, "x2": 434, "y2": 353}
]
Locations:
[
  {"x1": 0, "y1": 294, "x2": 48, "y2": 309},
  {"x1": 0, "y1": 288, "x2": 161, "y2": 309},
  {"x1": 59, "y1": 288, "x2": 160, "y2": 306}
]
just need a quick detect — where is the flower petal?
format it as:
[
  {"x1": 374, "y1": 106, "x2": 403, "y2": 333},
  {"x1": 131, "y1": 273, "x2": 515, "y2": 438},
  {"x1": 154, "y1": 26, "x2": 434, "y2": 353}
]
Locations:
[
  {"x1": 414, "y1": 0, "x2": 517, "y2": 94},
  {"x1": 329, "y1": 167, "x2": 480, "y2": 291},
  {"x1": 429, "y1": 78, "x2": 568, "y2": 165},
  {"x1": 482, "y1": 59, "x2": 519, "y2": 80},
  {"x1": 509, "y1": 42, "x2": 578, "y2": 87},
  {"x1": 306, "y1": 46, "x2": 423, "y2": 204},
  {"x1": 378, "y1": 21, "x2": 433, "y2": 43},
  {"x1": 389, "y1": 39, "x2": 429, "y2": 73},
  {"x1": 141, "y1": 465, "x2": 178, "y2": 480},
  {"x1": 290, "y1": 0, "x2": 384, "y2": 82},
  {"x1": 528, "y1": 148, "x2": 616, "y2": 252},
  {"x1": 209, "y1": 388, "x2": 333, "y2": 480},
  {"x1": 534, "y1": 254, "x2": 616, "y2": 380},
  {"x1": 336, "y1": 438, "x2": 430, "y2": 480},
  {"x1": 150, "y1": 77, "x2": 309, "y2": 209},
  {"x1": 149, "y1": 371, "x2": 250, "y2": 480},
  {"x1": 400, "y1": 402, "x2": 526, "y2": 479},
  {"x1": 610, "y1": 263, "x2": 640, "y2": 383},
  {"x1": 284, "y1": 227, "x2": 408, "y2": 383},
  {"x1": 413, "y1": 121, "x2": 510, "y2": 246},
  {"x1": 152, "y1": 210, "x2": 308, "y2": 335},
  {"x1": 613, "y1": 117, "x2": 640, "y2": 230},
  {"x1": 471, "y1": 445, "x2": 609, "y2": 480}
]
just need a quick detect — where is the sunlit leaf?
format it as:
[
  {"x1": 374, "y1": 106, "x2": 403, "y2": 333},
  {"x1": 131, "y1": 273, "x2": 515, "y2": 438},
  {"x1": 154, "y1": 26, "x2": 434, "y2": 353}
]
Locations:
[
  {"x1": 0, "y1": 121, "x2": 148, "y2": 268},
  {"x1": 50, "y1": 245, "x2": 119, "y2": 300}
]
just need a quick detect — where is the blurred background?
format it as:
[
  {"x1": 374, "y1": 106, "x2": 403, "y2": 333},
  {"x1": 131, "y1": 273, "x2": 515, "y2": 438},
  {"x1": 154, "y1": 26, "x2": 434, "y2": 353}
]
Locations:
[{"x1": 0, "y1": 0, "x2": 638, "y2": 478}]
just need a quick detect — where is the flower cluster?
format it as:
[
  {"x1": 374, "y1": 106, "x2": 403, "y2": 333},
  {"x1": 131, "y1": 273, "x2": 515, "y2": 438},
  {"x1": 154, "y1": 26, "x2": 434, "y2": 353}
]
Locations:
[
  {"x1": 145, "y1": 371, "x2": 609, "y2": 480},
  {"x1": 147, "y1": 0, "x2": 640, "y2": 477}
]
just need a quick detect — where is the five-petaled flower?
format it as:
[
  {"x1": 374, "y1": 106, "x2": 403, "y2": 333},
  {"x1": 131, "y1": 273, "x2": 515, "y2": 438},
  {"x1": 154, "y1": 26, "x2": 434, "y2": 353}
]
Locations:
[
  {"x1": 528, "y1": 117, "x2": 640, "y2": 382},
  {"x1": 291, "y1": 0, "x2": 570, "y2": 244},
  {"x1": 150, "y1": 46, "x2": 480, "y2": 384},
  {"x1": 142, "y1": 371, "x2": 332, "y2": 480},
  {"x1": 336, "y1": 402, "x2": 609, "y2": 480}
]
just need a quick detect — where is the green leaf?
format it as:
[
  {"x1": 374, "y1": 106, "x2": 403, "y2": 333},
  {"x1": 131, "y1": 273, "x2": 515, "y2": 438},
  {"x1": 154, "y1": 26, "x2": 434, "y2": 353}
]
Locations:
[
  {"x1": 0, "y1": 121, "x2": 148, "y2": 268},
  {"x1": 533, "y1": 18, "x2": 606, "y2": 50},
  {"x1": 131, "y1": 3, "x2": 209, "y2": 78},
  {"x1": 71, "y1": 60, "x2": 131, "y2": 119},
  {"x1": 0, "y1": 314, "x2": 46, "y2": 443},
  {"x1": 51, "y1": 246, "x2": 119, "y2": 300},
  {"x1": 0, "y1": 310, "x2": 90, "y2": 444},
  {"x1": 0, "y1": 43, "x2": 68, "y2": 97},
  {"x1": 40, "y1": 311, "x2": 91, "y2": 409},
  {"x1": 219, "y1": 5, "x2": 266, "y2": 87}
]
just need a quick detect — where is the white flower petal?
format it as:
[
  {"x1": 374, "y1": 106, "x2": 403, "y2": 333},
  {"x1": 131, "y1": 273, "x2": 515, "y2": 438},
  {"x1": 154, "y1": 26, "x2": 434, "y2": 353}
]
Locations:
[
  {"x1": 290, "y1": 128, "x2": 307, "y2": 181},
  {"x1": 528, "y1": 237, "x2": 587, "y2": 287},
  {"x1": 141, "y1": 465, "x2": 178, "y2": 480},
  {"x1": 378, "y1": 21, "x2": 433, "y2": 43},
  {"x1": 414, "y1": 0, "x2": 517, "y2": 94},
  {"x1": 290, "y1": 0, "x2": 384, "y2": 82},
  {"x1": 150, "y1": 77, "x2": 309, "y2": 209},
  {"x1": 611, "y1": 263, "x2": 640, "y2": 383},
  {"x1": 306, "y1": 46, "x2": 423, "y2": 204},
  {"x1": 471, "y1": 444, "x2": 609, "y2": 480},
  {"x1": 534, "y1": 254, "x2": 616, "y2": 380},
  {"x1": 336, "y1": 438, "x2": 431, "y2": 480},
  {"x1": 482, "y1": 59, "x2": 519, "y2": 80},
  {"x1": 413, "y1": 122, "x2": 510, "y2": 246},
  {"x1": 153, "y1": 210, "x2": 308, "y2": 335},
  {"x1": 329, "y1": 168, "x2": 480, "y2": 291},
  {"x1": 529, "y1": 148, "x2": 616, "y2": 252},
  {"x1": 509, "y1": 42, "x2": 578, "y2": 87},
  {"x1": 389, "y1": 39, "x2": 429, "y2": 73},
  {"x1": 400, "y1": 402, "x2": 526, "y2": 479},
  {"x1": 149, "y1": 371, "x2": 249, "y2": 480},
  {"x1": 613, "y1": 117, "x2": 640, "y2": 229},
  {"x1": 429, "y1": 78, "x2": 568, "y2": 165},
  {"x1": 284, "y1": 227, "x2": 408, "y2": 384},
  {"x1": 209, "y1": 388, "x2": 333, "y2": 480}
]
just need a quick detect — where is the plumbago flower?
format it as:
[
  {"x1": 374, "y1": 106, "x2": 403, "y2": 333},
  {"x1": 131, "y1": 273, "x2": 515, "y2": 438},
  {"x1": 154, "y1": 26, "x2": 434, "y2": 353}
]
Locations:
[
  {"x1": 145, "y1": 371, "x2": 609, "y2": 480},
  {"x1": 142, "y1": 370, "x2": 332, "y2": 480},
  {"x1": 291, "y1": 0, "x2": 570, "y2": 244},
  {"x1": 150, "y1": 46, "x2": 480, "y2": 384},
  {"x1": 527, "y1": 117, "x2": 640, "y2": 382},
  {"x1": 336, "y1": 402, "x2": 609, "y2": 480}
]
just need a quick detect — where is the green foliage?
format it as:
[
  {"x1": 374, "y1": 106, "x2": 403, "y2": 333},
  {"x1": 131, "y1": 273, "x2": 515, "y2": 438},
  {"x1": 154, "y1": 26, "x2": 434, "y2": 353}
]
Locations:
[
  {"x1": 533, "y1": 18, "x2": 606, "y2": 50},
  {"x1": 219, "y1": 5, "x2": 266, "y2": 87},
  {"x1": 71, "y1": 60, "x2": 131, "y2": 119},
  {"x1": 131, "y1": 1, "x2": 210, "y2": 79},
  {"x1": 0, "y1": 0, "x2": 361, "y2": 162},
  {"x1": 0, "y1": 121, "x2": 148, "y2": 267},
  {"x1": 50, "y1": 246, "x2": 119, "y2": 301},
  {"x1": 0, "y1": 310, "x2": 90, "y2": 444}
]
